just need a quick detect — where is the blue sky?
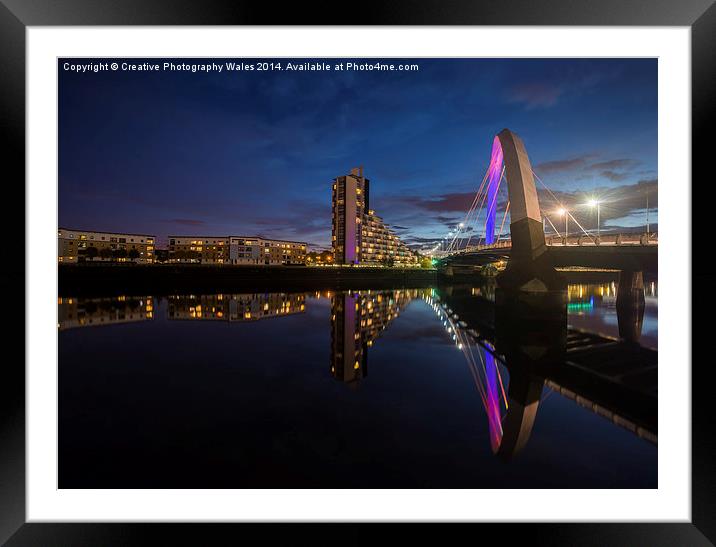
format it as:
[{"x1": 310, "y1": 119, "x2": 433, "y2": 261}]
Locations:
[{"x1": 59, "y1": 58, "x2": 657, "y2": 249}]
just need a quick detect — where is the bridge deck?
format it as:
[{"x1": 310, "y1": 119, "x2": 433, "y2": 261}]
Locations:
[{"x1": 438, "y1": 242, "x2": 657, "y2": 272}]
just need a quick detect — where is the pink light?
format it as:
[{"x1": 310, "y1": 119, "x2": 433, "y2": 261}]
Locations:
[
  {"x1": 485, "y1": 136, "x2": 503, "y2": 245},
  {"x1": 484, "y1": 346, "x2": 504, "y2": 453}
]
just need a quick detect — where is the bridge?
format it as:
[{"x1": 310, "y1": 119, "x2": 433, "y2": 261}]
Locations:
[
  {"x1": 431, "y1": 129, "x2": 657, "y2": 298},
  {"x1": 441, "y1": 237, "x2": 657, "y2": 272},
  {"x1": 327, "y1": 284, "x2": 656, "y2": 462},
  {"x1": 416, "y1": 130, "x2": 658, "y2": 460},
  {"x1": 422, "y1": 282, "x2": 656, "y2": 461}
]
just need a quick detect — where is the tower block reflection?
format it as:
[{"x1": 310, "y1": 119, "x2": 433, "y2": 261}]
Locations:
[{"x1": 330, "y1": 290, "x2": 419, "y2": 385}]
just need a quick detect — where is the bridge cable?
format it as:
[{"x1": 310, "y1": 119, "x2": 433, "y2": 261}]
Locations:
[
  {"x1": 531, "y1": 168, "x2": 596, "y2": 242},
  {"x1": 446, "y1": 166, "x2": 491, "y2": 254},
  {"x1": 544, "y1": 214, "x2": 560, "y2": 237},
  {"x1": 496, "y1": 201, "x2": 510, "y2": 242},
  {"x1": 465, "y1": 165, "x2": 504, "y2": 251}
]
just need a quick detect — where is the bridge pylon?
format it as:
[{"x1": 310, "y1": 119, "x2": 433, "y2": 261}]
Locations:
[{"x1": 494, "y1": 128, "x2": 563, "y2": 294}]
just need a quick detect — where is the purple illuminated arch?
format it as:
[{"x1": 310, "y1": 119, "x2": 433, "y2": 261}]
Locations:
[
  {"x1": 485, "y1": 136, "x2": 503, "y2": 245},
  {"x1": 484, "y1": 346, "x2": 504, "y2": 453}
]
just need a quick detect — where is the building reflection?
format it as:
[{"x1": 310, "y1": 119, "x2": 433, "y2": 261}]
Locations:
[
  {"x1": 566, "y1": 281, "x2": 657, "y2": 311},
  {"x1": 57, "y1": 296, "x2": 154, "y2": 330},
  {"x1": 469, "y1": 281, "x2": 657, "y2": 313},
  {"x1": 167, "y1": 293, "x2": 306, "y2": 322},
  {"x1": 330, "y1": 289, "x2": 424, "y2": 385}
]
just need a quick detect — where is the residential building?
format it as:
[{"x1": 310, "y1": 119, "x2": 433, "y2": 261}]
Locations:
[
  {"x1": 332, "y1": 166, "x2": 369, "y2": 264},
  {"x1": 167, "y1": 236, "x2": 229, "y2": 264},
  {"x1": 229, "y1": 237, "x2": 307, "y2": 265},
  {"x1": 154, "y1": 249, "x2": 169, "y2": 263},
  {"x1": 331, "y1": 167, "x2": 417, "y2": 266},
  {"x1": 361, "y1": 209, "x2": 417, "y2": 266},
  {"x1": 168, "y1": 236, "x2": 307, "y2": 265},
  {"x1": 57, "y1": 228, "x2": 155, "y2": 264}
]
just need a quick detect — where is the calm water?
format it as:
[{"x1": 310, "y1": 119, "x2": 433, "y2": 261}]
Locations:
[{"x1": 58, "y1": 281, "x2": 657, "y2": 488}]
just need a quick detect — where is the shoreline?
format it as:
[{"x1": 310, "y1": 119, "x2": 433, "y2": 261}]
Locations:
[
  {"x1": 57, "y1": 263, "x2": 654, "y2": 297},
  {"x1": 58, "y1": 264, "x2": 439, "y2": 296}
]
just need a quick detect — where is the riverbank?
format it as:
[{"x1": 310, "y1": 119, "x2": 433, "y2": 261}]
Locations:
[
  {"x1": 438, "y1": 267, "x2": 656, "y2": 285},
  {"x1": 58, "y1": 264, "x2": 438, "y2": 296}
]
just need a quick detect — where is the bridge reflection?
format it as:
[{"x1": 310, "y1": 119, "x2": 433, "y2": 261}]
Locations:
[
  {"x1": 58, "y1": 284, "x2": 656, "y2": 461},
  {"x1": 429, "y1": 281, "x2": 657, "y2": 462}
]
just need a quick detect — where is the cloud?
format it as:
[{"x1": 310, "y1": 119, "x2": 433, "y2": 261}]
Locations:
[
  {"x1": 406, "y1": 192, "x2": 476, "y2": 213},
  {"x1": 588, "y1": 158, "x2": 639, "y2": 171},
  {"x1": 538, "y1": 178, "x2": 657, "y2": 228},
  {"x1": 599, "y1": 170, "x2": 631, "y2": 182},
  {"x1": 534, "y1": 155, "x2": 644, "y2": 185},
  {"x1": 507, "y1": 82, "x2": 564, "y2": 109},
  {"x1": 534, "y1": 155, "x2": 593, "y2": 175}
]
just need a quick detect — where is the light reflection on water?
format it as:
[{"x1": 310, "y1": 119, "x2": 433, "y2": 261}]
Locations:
[
  {"x1": 58, "y1": 282, "x2": 657, "y2": 489},
  {"x1": 565, "y1": 282, "x2": 658, "y2": 349}
]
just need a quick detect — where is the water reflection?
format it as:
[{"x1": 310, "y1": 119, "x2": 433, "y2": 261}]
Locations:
[
  {"x1": 167, "y1": 293, "x2": 306, "y2": 321},
  {"x1": 566, "y1": 281, "x2": 658, "y2": 348},
  {"x1": 329, "y1": 289, "x2": 426, "y2": 384},
  {"x1": 57, "y1": 295, "x2": 154, "y2": 330},
  {"x1": 58, "y1": 281, "x2": 657, "y2": 483},
  {"x1": 425, "y1": 282, "x2": 658, "y2": 458}
]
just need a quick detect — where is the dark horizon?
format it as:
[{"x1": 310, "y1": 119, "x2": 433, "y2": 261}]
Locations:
[{"x1": 59, "y1": 57, "x2": 657, "y2": 250}]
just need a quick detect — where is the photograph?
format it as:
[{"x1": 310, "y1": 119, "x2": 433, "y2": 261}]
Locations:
[{"x1": 56, "y1": 56, "x2": 659, "y2": 490}]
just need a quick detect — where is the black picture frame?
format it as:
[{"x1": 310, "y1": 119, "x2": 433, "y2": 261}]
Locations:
[{"x1": 2, "y1": 1, "x2": 711, "y2": 544}]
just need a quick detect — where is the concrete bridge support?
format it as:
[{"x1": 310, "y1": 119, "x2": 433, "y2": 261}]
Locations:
[
  {"x1": 496, "y1": 372, "x2": 544, "y2": 462},
  {"x1": 494, "y1": 288, "x2": 567, "y2": 462},
  {"x1": 616, "y1": 270, "x2": 645, "y2": 344},
  {"x1": 495, "y1": 129, "x2": 564, "y2": 295}
]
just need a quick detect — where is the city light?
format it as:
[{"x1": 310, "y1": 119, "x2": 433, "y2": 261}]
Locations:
[
  {"x1": 556, "y1": 207, "x2": 568, "y2": 241},
  {"x1": 585, "y1": 198, "x2": 601, "y2": 237}
]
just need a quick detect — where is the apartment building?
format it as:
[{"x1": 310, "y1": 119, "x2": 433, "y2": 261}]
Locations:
[
  {"x1": 58, "y1": 228, "x2": 155, "y2": 264},
  {"x1": 168, "y1": 236, "x2": 307, "y2": 265},
  {"x1": 331, "y1": 167, "x2": 417, "y2": 266},
  {"x1": 167, "y1": 236, "x2": 229, "y2": 264},
  {"x1": 361, "y1": 209, "x2": 418, "y2": 266}
]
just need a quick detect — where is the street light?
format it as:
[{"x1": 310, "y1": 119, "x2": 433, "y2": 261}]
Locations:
[
  {"x1": 556, "y1": 207, "x2": 568, "y2": 242},
  {"x1": 586, "y1": 199, "x2": 600, "y2": 238}
]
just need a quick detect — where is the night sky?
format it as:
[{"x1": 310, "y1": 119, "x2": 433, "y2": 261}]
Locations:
[{"x1": 59, "y1": 58, "x2": 657, "y2": 250}]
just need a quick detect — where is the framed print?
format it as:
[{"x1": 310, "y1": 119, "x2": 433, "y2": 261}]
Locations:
[{"x1": 2, "y1": 0, "x2": 713, "y2": 544}]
